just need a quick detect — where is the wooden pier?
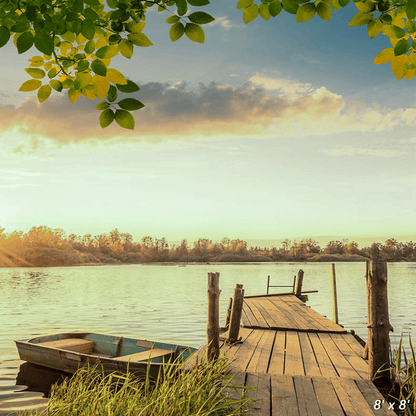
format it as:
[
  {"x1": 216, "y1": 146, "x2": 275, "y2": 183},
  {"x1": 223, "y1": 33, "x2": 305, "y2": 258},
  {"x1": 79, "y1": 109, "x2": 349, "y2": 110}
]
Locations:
[{"x1": 186, "y1": 271, "x2": 397, "y2": 415}]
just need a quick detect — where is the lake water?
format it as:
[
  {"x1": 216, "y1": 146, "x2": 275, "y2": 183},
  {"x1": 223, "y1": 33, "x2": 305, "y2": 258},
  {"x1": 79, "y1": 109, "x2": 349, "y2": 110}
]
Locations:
[{"x1": 0, "y1": 262, "x2": 415, "y2": 415}]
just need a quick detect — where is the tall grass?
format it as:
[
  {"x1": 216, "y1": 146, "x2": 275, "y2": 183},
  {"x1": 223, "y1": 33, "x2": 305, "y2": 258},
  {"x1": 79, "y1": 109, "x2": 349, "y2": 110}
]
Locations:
[
  {"x1": 389, "y1": 334, "x2": 416, "y2": 416},
  {"x1": 18, "y1": 352, "x2": 253, "y2": 416}
]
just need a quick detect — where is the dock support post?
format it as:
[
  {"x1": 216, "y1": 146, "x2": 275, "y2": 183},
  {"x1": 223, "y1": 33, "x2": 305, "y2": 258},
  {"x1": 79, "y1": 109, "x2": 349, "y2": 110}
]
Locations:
[
  {"x1": 225, "y1": 297, "x2": 233, "y2": 329},
  {"x1": 267, "y1": 275, "x2": 270, "y2": 294},
  {"x1": 228, "y1": 284, "x2": 244, "y2": 344},
  {"x1": 331, "y1": 263, "x2": 339, "y2": 324},
  {"x1": 294, "y1": 269, "x2": 304, "y2": 297},
  {"x1": 366, "y1": 255, "x2": 393, "y2": 387},
  {"x1": 207, "y1": 272, "x2": 221, "y2": 360}
]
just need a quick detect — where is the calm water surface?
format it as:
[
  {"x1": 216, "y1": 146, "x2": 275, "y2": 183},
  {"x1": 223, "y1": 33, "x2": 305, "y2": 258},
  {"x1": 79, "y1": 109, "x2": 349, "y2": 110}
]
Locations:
[{"x1": 0, "y1": 262, "x2": 415, "y2": 414}]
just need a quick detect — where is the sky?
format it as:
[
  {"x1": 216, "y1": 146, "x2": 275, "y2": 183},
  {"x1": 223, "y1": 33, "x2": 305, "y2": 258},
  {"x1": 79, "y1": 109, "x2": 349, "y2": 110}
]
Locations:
[{"x1": 0, "y1": 0, "x2": 415, "y2": 248}]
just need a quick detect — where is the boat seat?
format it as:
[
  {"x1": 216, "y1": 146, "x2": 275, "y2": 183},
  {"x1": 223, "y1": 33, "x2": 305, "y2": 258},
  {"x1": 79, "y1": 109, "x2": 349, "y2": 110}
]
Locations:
[
  {"x1": 117, "y1": 348, "x2": 174, "y2": 362},
  {"x1": 38, "y1": 338, "x2": 95, "y2": 354}
]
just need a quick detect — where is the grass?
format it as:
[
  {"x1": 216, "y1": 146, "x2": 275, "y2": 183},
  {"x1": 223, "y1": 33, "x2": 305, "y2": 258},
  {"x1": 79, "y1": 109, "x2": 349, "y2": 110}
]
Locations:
[{"x1": 17, "y1": 350, "x2": 253, "y2": 416}]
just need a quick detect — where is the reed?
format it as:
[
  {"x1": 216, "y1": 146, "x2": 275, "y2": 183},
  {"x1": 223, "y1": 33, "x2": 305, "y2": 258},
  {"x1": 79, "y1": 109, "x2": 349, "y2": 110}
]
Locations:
[{"x1": 18, "y1": 351, "x2": 253, "y2": 416}]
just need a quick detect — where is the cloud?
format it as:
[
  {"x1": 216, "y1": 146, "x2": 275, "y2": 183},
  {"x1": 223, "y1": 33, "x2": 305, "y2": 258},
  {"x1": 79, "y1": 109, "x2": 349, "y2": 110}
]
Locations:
[
  {"x1": 206, "y1": 16, "x2": 238, "y2": 31},
  {"x1": 322, "y1": 147, "x2": 406, "y2": 157},
  {"x1": 0, "y1": 74, "x2": 415, "y2": 155}
]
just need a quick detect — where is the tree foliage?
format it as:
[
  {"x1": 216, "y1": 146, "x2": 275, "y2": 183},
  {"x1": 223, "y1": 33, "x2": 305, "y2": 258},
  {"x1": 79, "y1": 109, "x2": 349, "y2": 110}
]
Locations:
[{"x1": 0, "y1": 0, "x2": 414, "y2": 131}]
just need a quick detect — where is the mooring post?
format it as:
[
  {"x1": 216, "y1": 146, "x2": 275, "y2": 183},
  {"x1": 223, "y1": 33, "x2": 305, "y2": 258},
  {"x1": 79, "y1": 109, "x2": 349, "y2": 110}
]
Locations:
[
  {"x1": 294, "y1": 269, "x2": 304, "y2": 297},
  {"x1": 225, "y1": 297, "x2": 233, "y2": 329},
  {"x1": 228, "y1": 284, "x2": 244, "y2": 343},
  {"x1": 267, "y1": 275, "x2": 270, "y2": 294},
  {"x1": 207, "y1": 272, "x2": 221, "y2": 360},
  {"x1": 331, "y1": 263, "x2": 339, "y2": 324},
  {"x1": 366, "y1": 254, "x2": 393, "y2": 387}
]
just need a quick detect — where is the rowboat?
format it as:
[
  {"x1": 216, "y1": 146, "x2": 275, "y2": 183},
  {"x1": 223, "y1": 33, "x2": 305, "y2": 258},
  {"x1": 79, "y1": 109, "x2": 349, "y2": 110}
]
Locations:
[{"x1": 15, "y1": 332, "x2": 197, "y2": 380}]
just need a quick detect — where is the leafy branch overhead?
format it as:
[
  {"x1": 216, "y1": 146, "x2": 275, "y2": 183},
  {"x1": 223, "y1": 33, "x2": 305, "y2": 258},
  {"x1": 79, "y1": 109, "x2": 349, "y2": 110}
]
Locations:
[
  {"x1": 0, "y1": 0, "x2": 414, "y2": 131},
  {"x1": 0, "y1": 0, "x2": 214, "y2": 130},
  {"x1": 238, "y1": 0, "x2": 416, "y2": 81}
]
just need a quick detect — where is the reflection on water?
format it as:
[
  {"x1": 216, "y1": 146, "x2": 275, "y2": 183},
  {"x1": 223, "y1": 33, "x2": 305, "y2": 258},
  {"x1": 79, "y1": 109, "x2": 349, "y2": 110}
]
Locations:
[{"x1": 0, "y1": 262, "x2": 415, "y2": 414}]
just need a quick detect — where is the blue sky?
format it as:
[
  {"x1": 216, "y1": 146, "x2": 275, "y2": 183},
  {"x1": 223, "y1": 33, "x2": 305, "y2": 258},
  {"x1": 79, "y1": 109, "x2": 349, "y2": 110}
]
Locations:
[{"x1": 0, "y1": 1, "x2": 415, "y2": 246}]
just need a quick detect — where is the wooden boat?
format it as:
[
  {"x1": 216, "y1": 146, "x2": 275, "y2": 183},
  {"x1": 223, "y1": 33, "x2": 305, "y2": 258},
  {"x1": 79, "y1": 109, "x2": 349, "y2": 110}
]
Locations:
[{"x1": 15, "y1": 332, "x2": 197, "y2": 380}]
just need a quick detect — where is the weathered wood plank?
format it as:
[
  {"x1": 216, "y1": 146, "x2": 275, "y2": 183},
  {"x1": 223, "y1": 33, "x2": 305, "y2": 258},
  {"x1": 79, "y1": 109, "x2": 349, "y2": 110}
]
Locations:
[
  {"x1": 298, "y1": 332, "x2": 321, "y2": 377},
  {"x1": 242, "y1": 301, "x2": 259, "y2": 327},
  {"x1": 263, "y1": 298, "x2": 298, "y2": 329},
  {"x1": 241, "y1": 304, "x2": 255, "y2": 327},
  {"x1": 245, "y1": 372, "x2": 271, "y2": 415},
  {"x1": 269, "y1": 331, "x2": 286, "y2": 375},
  {"x1": 308, "y1": 333, "x2": 338, "y2": 378},
  {"x1": 300, "y1": 306, "x2": 346, "y2": 333},
  {"x1": 341, "y1": 333, "x2": 365, "y2": 357},
  {"x1": 330, "y1": 377, "x2": 376, "y2": 416},
  {"x1": 293, "y1": 376, "x2": 321, "y2": 416},
  {"x1": 228, "y1": 329, "x2": 264, "y2": 373},
  {"x1": 313, "y1": 376, "x2": 345, "y2": 416},
  {"x1": 271, "y1": 374, "x2": 300, "y2": 416},
  {"x1": 318, "y1": 333, "x2": 361, "y2": 379},
  {"x1": 285, "y1": 332, "x2": 304, "y2": 376},
  {"x1": 269, "y1": 298, "x2": 311, "y2": 330},
  {"x1": 247, "y1": 330, "x2": 275, "y2": 374},
  {"x1": 355, "y1": 378, "x2": 398, "y2": 416},
  {"x1": 244, "y1": 299, "x2": 269, "y2": 328}
]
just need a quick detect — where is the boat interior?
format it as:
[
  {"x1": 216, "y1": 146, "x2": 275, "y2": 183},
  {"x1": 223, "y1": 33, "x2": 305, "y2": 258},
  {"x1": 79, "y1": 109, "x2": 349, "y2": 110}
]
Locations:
[{"x1": 27, "y1": 333, "x2": 191, "y2": 363}]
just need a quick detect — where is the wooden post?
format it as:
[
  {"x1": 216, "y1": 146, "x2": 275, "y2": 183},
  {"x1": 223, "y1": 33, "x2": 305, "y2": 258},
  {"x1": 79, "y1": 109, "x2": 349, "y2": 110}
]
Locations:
[
  {"x1": 228, "y1": 284, "x2": 244, "y2": 343},
  {"x1": 294, "y1": 269, "x2": 304, "y2": 297},
  {"x1": 366, "y1": 258, "x2": 393, "y2": 387},
  {"x1": 207, "y1": 272, "x2": 221, "y2": 360},
  {"x1": 331, "y1": 263, "x2": 339, "y2": 324},
  {"x1": 225, "y1": 297, "x2": 233, "y2": 329},
  {"x1": 267, "y1": 275, "x2": 270, "y2": 294}
]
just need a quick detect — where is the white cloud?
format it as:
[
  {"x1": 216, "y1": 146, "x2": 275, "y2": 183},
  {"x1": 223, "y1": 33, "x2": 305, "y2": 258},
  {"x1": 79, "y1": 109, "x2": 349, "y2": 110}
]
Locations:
[
  {"x1": 322, "y1": 147, "x2": 406, "y2": 157},
  {"x1": 206, "y1": 16, "x2": 238, "y2": 31}
]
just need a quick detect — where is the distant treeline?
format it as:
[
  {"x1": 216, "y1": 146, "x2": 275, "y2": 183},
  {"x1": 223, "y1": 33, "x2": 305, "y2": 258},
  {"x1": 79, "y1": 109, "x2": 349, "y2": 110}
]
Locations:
[{"x1": 0, "y1": 226, "x2": 415, "y2": 267}]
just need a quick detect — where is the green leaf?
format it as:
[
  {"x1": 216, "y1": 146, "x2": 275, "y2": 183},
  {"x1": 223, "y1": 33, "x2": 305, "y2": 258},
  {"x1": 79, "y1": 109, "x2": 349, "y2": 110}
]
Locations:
[
  {"x1": 296, "y1": 3, "x2": 316, "y2": 22},
  {"x1": 84, "y1": 0, "x2": 100, "y2": 5},
  {"x1": 68, "y1": 88, "x2": 81, "y2": 103},
  {"x1": 74, "y1": 0, "x2": 84, "y2": 13},
  {"x1": 0, "y1": 25, "x2": 10, "y2": 48},
  {"x1": 107, "y1": 85, "x2": 118, "y2": 102},
  {"x1": 170, "y1": 22, "x2": 185, "y2": 42},
  {"x1": 126, "y1": 22, "x2": 146, "y2": 33},
  {"x1": 406, "y1": 19, "x2": 416, "y2": 33},
  {"x1": 237, "y1": 0, "x2": 253, "y2": 8},
  {"x1": 91, "y1": 74, "x2": 110, "y2": 100},
  {"x1": 373, "y1": 47, "x2": 394, "y2": 64},
  {"x1": 100, "y1": 109, "x2": 115, "y2": 128},
  {"x1": 185, "y1": 23, "x2": 205, "y2": 43},
  {"x1": 19, "y1": 79, "x2": 42, "y2": 91},
  {"x1": 188, "y1": 0, "x2": 210, "y2": 5},
  {"x1": 382, "y1": 25, "x2": 406, "y2": 38},
  {"x1": 116, "y1": 80, "x2": 140, "y2": 93},
  {"x1": 347, "y1": 11, "x2": 373, "y2": 26},
  {"x1": 165, "y1": 15, "x2": 180, "y2": 24},
  {"x1": 50, "y1": 79, "x2": 63, "y2": 92},
  {"x1": 355, "y1": 0, "x2": 374, "y2": 12},
  {"x1": 84, "y1": 40, "x2": 95, "y2": 54},
  {"x1": 269, "y1": 1, "x2": 282, "y2": 17},
  {"x1": 391, "y1": 54, "x2": 408, "y2": 80},
  {"x1": 118, "y1": 39, "x2": 133, "y2": 58},
  {"x1": 74, "y1": 72, "x2": 92, "y2": 89},
  {"x1": 380, "y1": 14, "x2": 392, "y2": 23},
  {"x1": 91, "y1": 59, "x2": 107, "y2": 76},
  {"x1": 188, "y1": 11, "x2": 215, "y2": 24},
  {"x1": 77, "y1": 59, "x2": 90, "y2": 72},
  {"x1": 81, "y1": 18, "x2": 96, "y2": 40},
  {"x1": 406, "y1": 0, "x2": 416, "y2": 20},
  {"x1": 83, "y1": 7, "x2": 99, "y2": 21},
  {"x1": 117, "y1": 98, "x2": 145, "y2": 111},
  {"x1": 16, "y1": 31, "x2": 34, "y2": 54},
  {"x1": 127, "y1": 33, "x2": 153, "y2": 47},
  {"x1": 115, "y1": 109, "x2": 135, "y2": 129},
  {"x1": 338, "y1": 0, "x2": 350, "y2": 6},
  {"x1": 325, "y1": 0, "x2": 340, "y2": 11},
  {"x1": 95, "y1": 101, "x2": 109, "y2": 110},
  {"x1": 107, "y1": 68, "x2": 127, "y2": 85},
  {"x1": 394, "y1": 38, "x2": 410, "y2": 56},
  {"x1": 107, "y1": 0, "x2": 118, "y2": 8},
  {"x1": 34, "y1": 31, "x2": 54, "y2": 55},
  {"x1": 282, "y1": 0, "x2": 299, "y2": 14},
  {"x1": 316, "y1": 1, "x2": 331, "y2": 20},
  {"x1": 24, "y1": 68, "x2": 45, "y2": 79},
  {"x1": 48, "y1": 67, "x2": 57, "y2": 78},
  {"x1": 367, "y1": 18, "x2": 383, "y2": 38},
  {"x1": 259, "y1": 3, "x2": 272, "y2": 20},
  {"x1": 95, "y1": 45, "x2": 119, "y2": 59},
  {"x1": 37, "y1": 84, "x2": 52, "y2": 103},
  {"x1": 243, "y1": 4, "x2": 259, "y2": 23}
]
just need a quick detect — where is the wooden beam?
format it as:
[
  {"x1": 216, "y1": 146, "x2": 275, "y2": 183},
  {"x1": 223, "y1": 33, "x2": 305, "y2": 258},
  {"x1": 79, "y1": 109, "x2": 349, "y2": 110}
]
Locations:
[
  {"x1": 294, "y1": 269, "x2": 304, "y2": 297},
  {"x1": 228, "y1": 284, "x2": 245, "y2": 343},
  {"x1": 331, "y1": 263, "x2": 339, "y2": 324},
  {"x1": 244, "y1": 290, "x2": 318, "y2": 299},
  {"x1": 207, "y1": 272, "x2": 221, "y2": 360}
]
